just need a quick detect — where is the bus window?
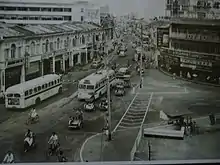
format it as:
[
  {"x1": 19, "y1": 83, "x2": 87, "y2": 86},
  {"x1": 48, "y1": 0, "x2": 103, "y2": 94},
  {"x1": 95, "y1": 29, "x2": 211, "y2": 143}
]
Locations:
[
  {"x1": 14, "y1": 94, "x2": 21, "y2": 97},
  {"x1": 25, "y1": 91, "x2": 28, "y2": 96},
  {"x1": 38, "y1": 86, "x2": 41, "y2": 91},
  {"x1": 34, "y1": 87, "x2": 38, "y2": 93},
  {"x1": 7, "y1": 94, "x2": 13, "y2": 97},
  {"x1": 87, "y1": 85, "x2": 94, "y2": 90},
  {"x1": 57, "y1": 79, "x2": 60, "y2": 83},
  {"x1": 49, "y1": 82, "x2": 52, "y2": 87},
  {"x1": 54, "y1": 80, "x2": 56, "y2": 84},
  {"x1": 45, "y1": 83, "x2": 48, "y2": 88},
  {"x1": 51, "y1": 81, "x2": 54, "y2": 86},
  {"x1": 42, "y1": 84, "x2": 45, "y2": 89},
  {"x1": 29, "y1": 89, "x2": 33, "y2": 95}
]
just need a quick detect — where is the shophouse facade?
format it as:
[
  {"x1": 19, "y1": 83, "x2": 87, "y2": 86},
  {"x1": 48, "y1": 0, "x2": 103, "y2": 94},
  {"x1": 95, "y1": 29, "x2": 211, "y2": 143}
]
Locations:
[{"x1": 0, "y1": 22, "x2": 113, "y2": 93}]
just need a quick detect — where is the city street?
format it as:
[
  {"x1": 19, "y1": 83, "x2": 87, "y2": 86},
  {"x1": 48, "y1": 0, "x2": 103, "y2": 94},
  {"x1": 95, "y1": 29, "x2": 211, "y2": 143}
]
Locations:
[
  {"x1": 80, "y1": 68, "x2": 220, "y2": 162},
  {"x1": 0, "y1": 35, "x2": 138, "y2": 162}
]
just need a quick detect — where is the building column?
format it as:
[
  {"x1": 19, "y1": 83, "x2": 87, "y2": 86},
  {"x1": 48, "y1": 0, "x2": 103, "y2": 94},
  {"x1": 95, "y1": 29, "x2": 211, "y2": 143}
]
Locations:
[
  {"x1": 20, "y1": 65, "x2": 25, "y2": 83},
  {"x1": 1, "y1": 69, "x2": 5, "y2": 92},
  {"x1": 69, "y1": 52, "x2": 74, "y2": 67},
  {"x1": 62, "y1": 54, "x2": 66, "y2": 72},
  {"x1": 78, "y1": 52, "x2": 81, "y2": 64},
  {"x1": 169, "y1": 25, "x2": 172, "y2": 48},
  {"x1": 41, "y1": 60, "x2": 44, "y2": 76},
  {"x1": 91, "y1": 47, "x2": 94, "y2": 60},
  {"x1": 85, "y1": 48, "x2": 88, "y2": 64},
  {"x1": 52, "y1": 56, "x2": 55, "y2": 73}
]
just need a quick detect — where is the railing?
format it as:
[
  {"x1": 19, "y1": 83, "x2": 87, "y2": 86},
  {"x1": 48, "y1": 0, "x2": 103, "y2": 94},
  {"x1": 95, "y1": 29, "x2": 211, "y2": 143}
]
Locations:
[
  {"x1": 130, "y1": 93, "x2": 153, "y2": 161},
  {"x1": 130, "y1": 126, "x2": 143, "y2": 161}
]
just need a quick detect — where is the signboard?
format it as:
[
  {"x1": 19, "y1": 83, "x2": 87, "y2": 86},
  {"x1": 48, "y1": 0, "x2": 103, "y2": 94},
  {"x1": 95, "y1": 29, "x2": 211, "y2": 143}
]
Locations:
[
  {"x1": 180, "y1": 57, "x2": 212, "y2": 71},
  {"x1": 180, "y1": 58, "x2": 212, "y2": 67},
  {"x1": 24, "y1": 52, "x2": 30, "y2": 69},
  {"x1": 157, "y1": 27, "x2": 169, "y2": 48},
  {"x1": 26, "y1": 62, "x2": 40, "y2": 75}
]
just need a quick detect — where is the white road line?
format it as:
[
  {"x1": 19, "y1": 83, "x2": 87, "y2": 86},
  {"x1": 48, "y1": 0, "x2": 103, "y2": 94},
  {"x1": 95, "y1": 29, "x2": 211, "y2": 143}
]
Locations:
[
  {"x1": 184, "y1": 87, "x2": 187, "y2": 93},
  {"x1": 79, "y1": 133, "x2": 102, "y2": 162}
]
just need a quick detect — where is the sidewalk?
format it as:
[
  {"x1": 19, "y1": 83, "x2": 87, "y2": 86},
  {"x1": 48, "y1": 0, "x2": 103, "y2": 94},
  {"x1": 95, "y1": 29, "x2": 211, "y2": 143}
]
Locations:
[
  {"x1": 80, "y1": 128, "x2": 139, "y2": 162},
  {"x1": 159, "y1": 67, "x2": 220, "y2": 87}
]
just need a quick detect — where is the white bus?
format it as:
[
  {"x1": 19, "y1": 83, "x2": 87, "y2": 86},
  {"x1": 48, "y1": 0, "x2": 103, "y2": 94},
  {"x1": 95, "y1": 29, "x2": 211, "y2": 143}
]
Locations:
[
  {"x1": 77, "y1": 69, "x2": 116, "y2": 101},
  {"x1": 5, "y1": 74, "x2": 62, "y2": 109}
]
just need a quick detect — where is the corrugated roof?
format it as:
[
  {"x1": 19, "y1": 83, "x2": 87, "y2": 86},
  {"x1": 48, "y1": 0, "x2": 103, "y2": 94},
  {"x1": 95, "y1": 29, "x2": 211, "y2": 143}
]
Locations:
[{"x1": 0, "y1": 22, "x2": 100, "y2": 38}]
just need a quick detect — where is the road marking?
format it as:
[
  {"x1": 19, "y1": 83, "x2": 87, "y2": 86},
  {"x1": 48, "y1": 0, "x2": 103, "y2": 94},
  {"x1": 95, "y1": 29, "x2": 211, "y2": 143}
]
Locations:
[
  {"x1": 141, "y1": 93, "x2": 153, "y2": 127},
  {"x1": 113, "y1": 93, "x2": 138, "y2": 132},
  {"x1": 80, "y1": 132, "x2": 102, "y2": 162},
  {"x1": 184, "y1": 87, "x2": 187, "y2": 93}
]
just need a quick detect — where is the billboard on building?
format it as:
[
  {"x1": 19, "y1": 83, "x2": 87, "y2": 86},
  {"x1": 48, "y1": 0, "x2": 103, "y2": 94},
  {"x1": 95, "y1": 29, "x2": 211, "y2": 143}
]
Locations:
[{"x1": 157, "y1": 26, "x2": 170, "y2": 48}]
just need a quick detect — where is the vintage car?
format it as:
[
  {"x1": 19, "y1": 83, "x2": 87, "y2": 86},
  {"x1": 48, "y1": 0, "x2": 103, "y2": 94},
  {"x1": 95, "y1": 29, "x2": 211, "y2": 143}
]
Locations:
[
  {"x1": 118, "y1": 67, "x2": 130, "y2": 75},
  {"x1": 91, "y1": 60, "x2": 103, "y2": 69},
  {"x1": 84, "y1": 101, "x2": 95, "y2": 112},
  {"x1": 68, "y1": 112, "x2": 84, "y2": 129},
  {"x1": 115, "y1": 84, "x2": 125, "y2": 96},
  {"x1": 119, "y1": 51, "x2": 126, "y2": 57}
]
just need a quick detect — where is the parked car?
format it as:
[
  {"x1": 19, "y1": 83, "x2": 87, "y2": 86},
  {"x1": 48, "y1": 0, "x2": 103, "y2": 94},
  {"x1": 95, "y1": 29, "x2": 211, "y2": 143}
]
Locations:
[{"x1": 91, "y1": 60, "x2": 103, "y2": 69}]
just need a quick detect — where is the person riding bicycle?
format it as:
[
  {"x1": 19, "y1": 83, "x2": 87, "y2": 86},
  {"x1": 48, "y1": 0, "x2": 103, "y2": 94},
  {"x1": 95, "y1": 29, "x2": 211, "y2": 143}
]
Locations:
[
  {"x1": 2, "y1": 151, "x2": 14, "y2": 164},
  {"x1": 48, "y1": 132, "x2": 59, "y2": 149}
]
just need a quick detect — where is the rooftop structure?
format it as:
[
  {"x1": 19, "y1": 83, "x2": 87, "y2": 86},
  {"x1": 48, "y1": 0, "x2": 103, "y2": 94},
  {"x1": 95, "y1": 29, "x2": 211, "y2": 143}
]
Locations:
[
  {"x1": 0, "y1": 22, "x2": 100, "y2": 38},
  {"x1": 0, "y1": 0, "x2": 101, "y2": 24}
]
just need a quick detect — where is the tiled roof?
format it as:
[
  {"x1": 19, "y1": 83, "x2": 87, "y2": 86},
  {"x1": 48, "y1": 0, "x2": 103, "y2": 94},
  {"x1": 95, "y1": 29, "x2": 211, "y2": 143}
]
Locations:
[{"x1": 0, "y1": 22, "x2": 101, "y2": 38}]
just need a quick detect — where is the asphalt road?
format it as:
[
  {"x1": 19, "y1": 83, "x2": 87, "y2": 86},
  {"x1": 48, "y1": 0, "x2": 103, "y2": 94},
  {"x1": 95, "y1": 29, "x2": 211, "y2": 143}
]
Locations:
[{"x1": 0, "y1": 35, "x2": 138, "y2": 163}]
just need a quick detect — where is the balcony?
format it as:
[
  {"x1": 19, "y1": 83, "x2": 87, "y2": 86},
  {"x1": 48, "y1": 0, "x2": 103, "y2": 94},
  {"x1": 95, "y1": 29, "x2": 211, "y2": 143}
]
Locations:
[
  {"x1": 170, "y1": 32, "x2": 220, "y2": 43},
  {"x1": 160, "y1": 47, "x2": 220, "y2": 61}
]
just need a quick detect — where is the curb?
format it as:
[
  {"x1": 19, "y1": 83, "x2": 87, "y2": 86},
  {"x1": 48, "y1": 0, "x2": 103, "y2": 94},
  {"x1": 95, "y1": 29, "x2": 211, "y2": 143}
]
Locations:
[{"x1": 159, "y1": 68, "x2": 220, "y2": 88}]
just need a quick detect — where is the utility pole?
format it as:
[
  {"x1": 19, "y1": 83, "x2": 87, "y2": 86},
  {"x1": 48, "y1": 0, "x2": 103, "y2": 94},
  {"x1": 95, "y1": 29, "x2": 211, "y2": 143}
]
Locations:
[
  {"x1": 105, "y1": 41, "x2": 112, "y2": 141},
  {"x1": 103, "y1": 32, "x2": 112, "y2": 141},
  {"x1": 140, "y1": 21, "x2": 144, "y2": 88},
  {"x1": 148, "y1": 141, "x2": 151, "y2": 161}
]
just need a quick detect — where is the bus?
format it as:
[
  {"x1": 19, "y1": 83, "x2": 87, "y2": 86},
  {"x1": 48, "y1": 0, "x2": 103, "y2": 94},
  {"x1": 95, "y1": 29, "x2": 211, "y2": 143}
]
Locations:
[
  {"x1": 77, "y1": 69, "x2": 116, "y2": 101},
  {"x1": 5, "y1": 74, "x2": 62, "y2": 109}
]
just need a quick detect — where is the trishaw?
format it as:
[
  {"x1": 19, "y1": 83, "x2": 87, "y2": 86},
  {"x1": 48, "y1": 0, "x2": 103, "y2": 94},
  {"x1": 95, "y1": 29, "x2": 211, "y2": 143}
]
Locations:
[
  {"x1": 98, "y1": 97, "x2": 108, "y2": 111},
  {"x1": 68, "y1": 111, "x2": 84, "y2": 129},
  {"x1": 84, "y1": 100, "x2": 95, "y2": 112}
]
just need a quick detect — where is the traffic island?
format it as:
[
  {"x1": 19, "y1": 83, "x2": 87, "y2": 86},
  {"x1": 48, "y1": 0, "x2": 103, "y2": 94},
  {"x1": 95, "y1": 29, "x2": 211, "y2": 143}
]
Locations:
[
  {"x1": 80, "y1": 128, "x2": 139, "y2": 162},
  {"x1": 144, "y1": 125, "x2": 185, "y2": 140}
]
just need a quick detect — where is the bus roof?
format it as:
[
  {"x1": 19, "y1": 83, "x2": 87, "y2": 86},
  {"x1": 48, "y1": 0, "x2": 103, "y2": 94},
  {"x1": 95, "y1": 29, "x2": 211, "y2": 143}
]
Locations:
[
  {"x1": 79, "y1": 69, "x2": 115, "y2": 85},
  {"x1": 6, "y1": 74, "x2": 60, "y2": 93}
]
